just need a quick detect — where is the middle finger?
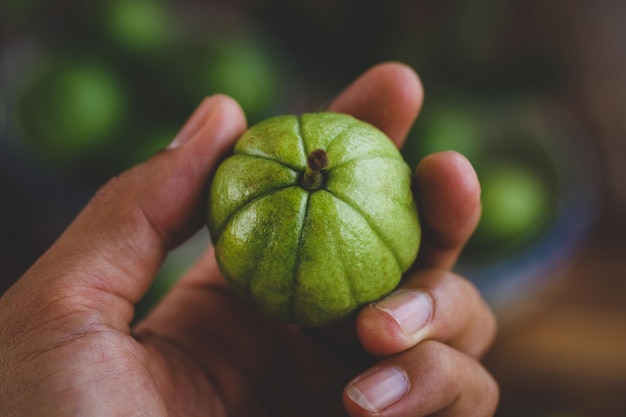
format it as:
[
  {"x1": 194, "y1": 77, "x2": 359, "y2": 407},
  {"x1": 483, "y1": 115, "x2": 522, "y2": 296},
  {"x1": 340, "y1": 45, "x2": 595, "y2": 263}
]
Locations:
[{"x1": 356, "y1": 269, "x2": 496, "y2": 358}]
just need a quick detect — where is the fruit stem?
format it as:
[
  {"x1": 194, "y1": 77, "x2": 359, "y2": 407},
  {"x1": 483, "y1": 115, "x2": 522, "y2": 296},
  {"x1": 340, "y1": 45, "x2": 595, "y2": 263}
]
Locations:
[{"x1": 301, "y1": 149, "x2": 328, "y2": 190}]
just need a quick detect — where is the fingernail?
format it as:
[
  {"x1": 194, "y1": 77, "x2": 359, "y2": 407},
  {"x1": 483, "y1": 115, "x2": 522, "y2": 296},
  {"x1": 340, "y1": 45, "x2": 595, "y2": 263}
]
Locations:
[
  {"x1": 168, "y1": 97, "x2": 215, "y2": 149},
  {"x1": 375, "y1": 290, "x2": 433, "y2": 336},
  {"x1": 346, "y1": 366, "x2": 409, "y2": 412}
]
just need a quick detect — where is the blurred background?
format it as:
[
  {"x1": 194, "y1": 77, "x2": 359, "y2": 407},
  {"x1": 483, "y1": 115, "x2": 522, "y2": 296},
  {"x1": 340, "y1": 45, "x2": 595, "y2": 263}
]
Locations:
[{"x1": 1, "y1": 0, "x2": 625, "y2": 416}]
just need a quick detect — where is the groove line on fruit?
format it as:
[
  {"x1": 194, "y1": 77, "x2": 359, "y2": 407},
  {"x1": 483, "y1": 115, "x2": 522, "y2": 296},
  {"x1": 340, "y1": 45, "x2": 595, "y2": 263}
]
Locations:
[
  {"x1": 234, "y1": 152, "x2": 302, "y2": 173},
  {"x1": 329, "y1": 155, "x2": 404, "y2": 172},
  {"x1": 289, "y1": 190, "x2": 311, "y2": 322},
  {"x1": 295, "y1": 115, "x2": 308, "y2": 167},
  {"x1": 326, "y1": 190, "x2": 404, "y2": 272},
  {"x1": 298, "y1": 115, "x2": 355, "y2": 159},
  {"x1": 334, "y1": 227, "x2": 358, "y2": 308},
  {"x1": 214, "y1": 184, "x2": 299, "y2": 238},
  {"x1": 321, "y1": 119, "x2": 359, "y2": 155},
  {"x1": 325, "y1": 118, "x2": 365, "y2": 148}
]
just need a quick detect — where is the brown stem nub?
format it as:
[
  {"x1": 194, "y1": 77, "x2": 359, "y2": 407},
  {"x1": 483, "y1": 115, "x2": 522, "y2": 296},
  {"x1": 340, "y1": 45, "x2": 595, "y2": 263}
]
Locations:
[{"x1": 301, "y1": 149, "x2": 328, "y2": 190}]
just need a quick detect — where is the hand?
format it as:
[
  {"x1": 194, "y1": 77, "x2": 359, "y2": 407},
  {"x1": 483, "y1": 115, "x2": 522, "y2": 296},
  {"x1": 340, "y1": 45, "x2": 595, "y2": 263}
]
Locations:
[{"x1": 0, "y1": 62, "x2": 497, "y2": 417}]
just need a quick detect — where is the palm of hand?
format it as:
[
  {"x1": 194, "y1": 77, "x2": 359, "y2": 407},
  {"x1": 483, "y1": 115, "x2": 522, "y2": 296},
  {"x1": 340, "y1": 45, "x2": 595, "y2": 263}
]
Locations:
[
  {"x1": 42, "y1": 286, "x2": 365, "y2": 416},
  {"x1": 134, "y1": 266, "x2": 368, "y2": 417},
  {"x1": 5, "y1": 274, "x2": 359, "y2": 416}
]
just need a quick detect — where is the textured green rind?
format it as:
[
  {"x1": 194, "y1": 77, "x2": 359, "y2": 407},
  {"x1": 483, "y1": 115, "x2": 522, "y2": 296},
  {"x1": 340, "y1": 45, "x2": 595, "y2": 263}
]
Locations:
[
  {"x1": 208, "y1": 112, "x2": 421, "y2": 326},
  {"x1": 326, "y1": 157, "x2": 420, "y2": 270},
  {"x1": 294, "y1": 191, "x2": 403, "y2": 326},
  {"x1": 215, "y1": 186, "x2": 308, "y2": 320},
  {"x1": 234, "y1": 114, "x2": 306, "y2": 170},
  {"x1": 301, "y1": 112, "x2": 401, "y2": 167},
  {"x1": 207, "y1": 155, "x2": 298, "y2": 237},
  {"x1": 298, "y1": 112, "x2": 357, "y2": 157}
]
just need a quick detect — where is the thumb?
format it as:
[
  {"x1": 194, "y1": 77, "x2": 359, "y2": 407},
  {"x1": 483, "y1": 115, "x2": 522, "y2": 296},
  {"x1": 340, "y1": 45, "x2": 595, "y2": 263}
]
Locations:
[{"x1": 11, "y1": 95, "x2": 246, "y2": 329}]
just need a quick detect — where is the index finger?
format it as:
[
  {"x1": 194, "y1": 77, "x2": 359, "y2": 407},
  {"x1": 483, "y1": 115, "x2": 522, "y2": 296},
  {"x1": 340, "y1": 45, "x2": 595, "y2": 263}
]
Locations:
[{"x1": 327, "y1": 62, "x2": 423, "y2": 146}]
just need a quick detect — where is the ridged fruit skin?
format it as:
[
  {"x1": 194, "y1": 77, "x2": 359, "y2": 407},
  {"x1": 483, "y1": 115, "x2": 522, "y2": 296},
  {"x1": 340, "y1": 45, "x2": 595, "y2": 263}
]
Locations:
[{"x1": 207, "y1": 112, "x2": 421, "y2": 326}]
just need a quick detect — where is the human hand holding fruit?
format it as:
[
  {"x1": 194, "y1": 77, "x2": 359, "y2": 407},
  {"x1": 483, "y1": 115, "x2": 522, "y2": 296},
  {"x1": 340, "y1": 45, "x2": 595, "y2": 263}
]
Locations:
[
  {"x1": 0, "y1": 62, "x2": 498, "y2": 417},
  {"x1": 208, "y1": 111, "x2": 421, "y2": 326}
]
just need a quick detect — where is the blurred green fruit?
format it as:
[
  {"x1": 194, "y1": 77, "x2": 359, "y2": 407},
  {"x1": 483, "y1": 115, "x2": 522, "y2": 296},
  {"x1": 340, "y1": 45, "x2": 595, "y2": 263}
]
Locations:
[
  {"x1": 419, "y1": 106, "x2": 482, "y2": 161},
  {"x1": 102, "y1": 0, "x2": 175, "y2": 53},
  {"x1": 182, "y1": 37, "x2": 280, "y2": 123},
  {"x1": 207, "y1": 112, "x2": 421, "y2": 326},
  {"x1": 17, "y1": 58, "x2": 127, "y2": 164},
  {"x1": 402, "y1": 98, "x2": 483, "y2": 169},
  {"x1": 474, "y1": 162, "x2": 551, "y2": 248}
]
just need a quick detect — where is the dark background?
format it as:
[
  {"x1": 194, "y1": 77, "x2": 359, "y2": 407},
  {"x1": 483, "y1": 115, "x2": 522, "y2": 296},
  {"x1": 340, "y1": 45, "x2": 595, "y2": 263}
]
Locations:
[{"x1": 2, "y1": 1, "x2": 626, "y2": 416}]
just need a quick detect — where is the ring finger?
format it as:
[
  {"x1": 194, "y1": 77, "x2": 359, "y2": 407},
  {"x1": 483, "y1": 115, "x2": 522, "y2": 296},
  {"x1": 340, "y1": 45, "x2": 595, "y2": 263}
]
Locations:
[{"x1": 343, "y1": 340, "x2": 498, "y2": 417}]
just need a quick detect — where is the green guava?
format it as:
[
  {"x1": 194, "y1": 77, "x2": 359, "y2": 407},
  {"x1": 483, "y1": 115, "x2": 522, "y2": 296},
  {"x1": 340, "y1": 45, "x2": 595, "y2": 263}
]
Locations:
[{"x1": 207, "y1": 112, "x2": 421, "y2": 327}]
